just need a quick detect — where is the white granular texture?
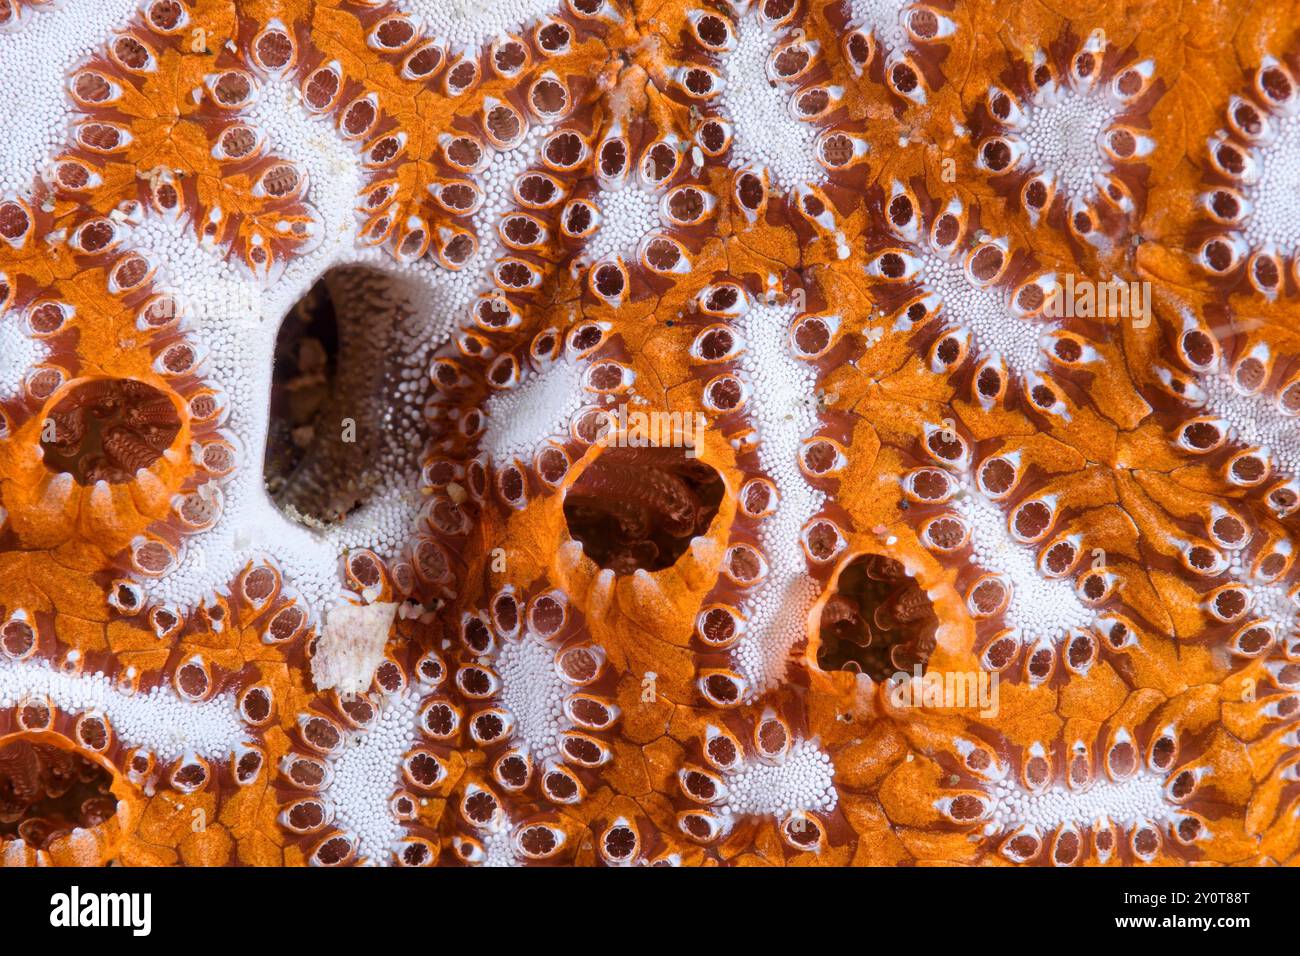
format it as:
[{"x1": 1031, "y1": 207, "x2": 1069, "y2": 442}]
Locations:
[
  {"x1": 718, "y1": 11, "x2": 823, "y2": 190},
  {"x1": 397, "y1": 0, "x2": 561, "y2": 52},
  {"x1": 986, "y1": 770, "x2": 1173, "y2": 832},
  {"x1": 585, "y1": 184, "x2": 661, "y2": 262},
  {"x1": 729, "y1": 300, "x2": 825, "y2": 695},
  {"x1": 495, "y1": 630, "x2": 566, "y2": 761},
  {"x1": 1240, "y1": 110, "x2": 1300, "y2": 255},
  {"x1": 482, "y1": 358, "x2": 586, "y2": 465},
  {"x1": 722, "y1": 739, "x2": 839, "y2": 818},
  {"x1": 0, "y1": 314, "x2": 47, "y2": 400},
  {"x1": 326, "y1": 691, "x2": 419, "y2": 864},
  {"x1": 0, "y1": 657, "x2": 243, "y2": 761},
  {"x1": 1020, "y1": 86, "x2": 1119, "y2": 202},
  {"x1": 954, "y1": 484, "x2": 1094, "y2": 641},
  {"x1": 918, "y1": 244, "x2": 1047, "y2": 378},
  {"x1": 0, "y1": 0, "x2": 141, "y2": 195}
]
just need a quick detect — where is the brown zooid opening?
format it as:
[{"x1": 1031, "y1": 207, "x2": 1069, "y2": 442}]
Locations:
[
  {"x1": 0, "y1": 736, "x2": 118, "y2": 850},
  {"x1": 39, "y1": 378, "x2": 180, "y2": 484},
  {"x1": 816, "y1": 553, "x2": 938, "y2": 681},
  {"x1": 564, "y1": 445, "x2": 724, "y2": 574}
]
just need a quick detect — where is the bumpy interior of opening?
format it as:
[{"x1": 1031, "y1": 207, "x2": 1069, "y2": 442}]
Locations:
[
  {"x1": 0, "y1": 737, "x2": 117, "y2": 849},
  {"x1": 264, "y1": 266, "x2": 429, "y2": 526},
  {"x1": 816, "y1": 553, "x2": 938, "y2": 681},
  {"x1": 564, "y1": 445, "x2": 724, "y2": 573},
  {"x1": 40, "y1": 378, "x2": 180, "y2": 484}
]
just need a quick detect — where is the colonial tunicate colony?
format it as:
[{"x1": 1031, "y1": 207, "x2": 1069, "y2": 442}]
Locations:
[{"x1": 0, "y1": 0, "x2": 1297, "y2": 866}]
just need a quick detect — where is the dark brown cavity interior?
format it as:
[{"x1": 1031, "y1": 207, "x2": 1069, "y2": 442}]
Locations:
[
  {"x1": 816, "y1": 553, "x2": 938, "y2": 681},
  {"x1": 40, "y1": 378, "x2": 180, "y2": 484},
  {"x1": 0, "y1": 738, "x2": 117, "y2": 850},
  {"x1": 564, "y1": 446, "x2": 723, "y2": 574},
  {"x1": 265, "y1": 267, "x2": 428, "y2": 525},
  {"x1": 265, "y1": 276, "x2": 340, "y2": 505}
]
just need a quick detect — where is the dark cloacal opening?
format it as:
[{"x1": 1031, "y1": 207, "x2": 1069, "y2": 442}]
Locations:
[
  {"x1": 40, "y1": 378, "x2": 180, "y2": 484},
  {"x1": 564, "y1": 445, "x2": 723, "y2": 573},
  {"x1": 816, "y1": 553, "x2": 938, "y2": 681},
  {"x1": 265, "y1": 276, "x2": 340, "y2": 505},
  {"x1": 0, "y1": 737, "x2": 118, "y2": 850},
  {"x1": 264, "y1": 266, "x2": 429, "y2": 526}
]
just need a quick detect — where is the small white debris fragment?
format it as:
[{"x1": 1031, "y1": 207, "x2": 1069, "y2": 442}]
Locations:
[{"x1": 311, "y1": 600, "x2": 399, "y2": 694}]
